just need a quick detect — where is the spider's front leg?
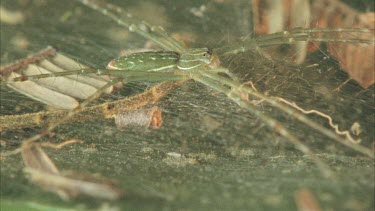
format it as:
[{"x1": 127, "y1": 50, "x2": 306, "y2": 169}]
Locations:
[
  {"x1": 217, "y1": 27, "x2": 375, "y2": 56},
  {"x1": 77, "y1": 0, "x2": 185, "y2": 52}
]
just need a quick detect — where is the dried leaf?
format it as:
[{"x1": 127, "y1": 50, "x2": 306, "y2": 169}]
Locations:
[
  {"x1": 22, "y1": 143, "x2": 59, "y2": 175},
  {"x1": 25, "y1": 168, "x2": 123, "y2": 201},
  {"x1": 22, "y1": 143, "x2": 123, "y2": 200},
  {"x1": 252, "y1": 0, "x2": 375, "y2": 88},
  {"x1": 326, "y1": 13, "x2": 375, "y2": 88}
]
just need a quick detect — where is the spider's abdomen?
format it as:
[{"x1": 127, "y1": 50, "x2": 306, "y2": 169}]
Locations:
[{"x1": 107, "y1": 51, "x2": 179, "y2": 72}]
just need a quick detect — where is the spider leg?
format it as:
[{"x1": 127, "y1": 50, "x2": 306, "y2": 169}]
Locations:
[
  {"x1": 4, "y1": 67, "x2": 184, "y2": 83},
  {"x1": 218, "y1": 27, "x2": 374, "y2": 55},
  {"x1": 77, "y1": 0, "x2": 185, "y2": 52},
  {"x1": 199, "y1": 69, "x2": 373, "y2": 158},
  {"x1": 256, "y1": 27, "x2": 374, "y2": 44},
  {"x1": 3, "y1": 67, "x2": 101, "y2": 83},
  {"x1": 191, "y1": 71, "x2": 333, "y2": 177}
]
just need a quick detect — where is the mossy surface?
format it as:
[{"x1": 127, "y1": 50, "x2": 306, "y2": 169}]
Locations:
[{"x1": 1, "y1": 0, "x2": 374, "y2": 210}]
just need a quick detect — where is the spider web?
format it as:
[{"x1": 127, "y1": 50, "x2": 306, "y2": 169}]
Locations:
[{"x1": 1, "y1": 0, "x2": 374, "y2": 210}]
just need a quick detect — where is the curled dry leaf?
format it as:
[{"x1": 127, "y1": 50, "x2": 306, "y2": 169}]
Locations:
[
  {"x1": 24, "y1": 169, "x2": 123, "y2": 201},
  {"x1": 114, "y1": 106, "x2": 163, "y2": 130},
  {"x1": 21, "y1": 142, "x2": 60, "y2": 175},
  {"x1": 22, "y1": 143, "x2": 123, "y2": 200}
]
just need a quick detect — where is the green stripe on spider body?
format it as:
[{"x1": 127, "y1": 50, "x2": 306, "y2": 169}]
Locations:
[{"x1": 107, "y1": 48, "x2": 214, "y2": 73}]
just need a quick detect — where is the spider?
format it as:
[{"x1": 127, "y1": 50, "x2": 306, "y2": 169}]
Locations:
[{"x1": 2, "y1": 0, "x2": 374, "y2": 176}]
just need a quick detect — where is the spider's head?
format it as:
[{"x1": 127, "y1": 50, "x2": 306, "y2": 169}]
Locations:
[{"x1": 178, "y1": 48, "x2": 219, "y2": 70}]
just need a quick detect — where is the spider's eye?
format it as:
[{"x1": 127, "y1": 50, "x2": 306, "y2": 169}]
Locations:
[{"x1": 203, "y1": 50, "x2": 212, "y2": 57}]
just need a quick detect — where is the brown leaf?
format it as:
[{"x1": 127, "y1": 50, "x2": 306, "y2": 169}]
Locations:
[{"x1": 22, "y1": 143, "x2": 123, "y2": 200}]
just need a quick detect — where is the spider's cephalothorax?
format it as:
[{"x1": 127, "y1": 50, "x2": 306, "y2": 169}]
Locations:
[{"x1": 177, "y1": 48, "x2": 214, "y2": 70}]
